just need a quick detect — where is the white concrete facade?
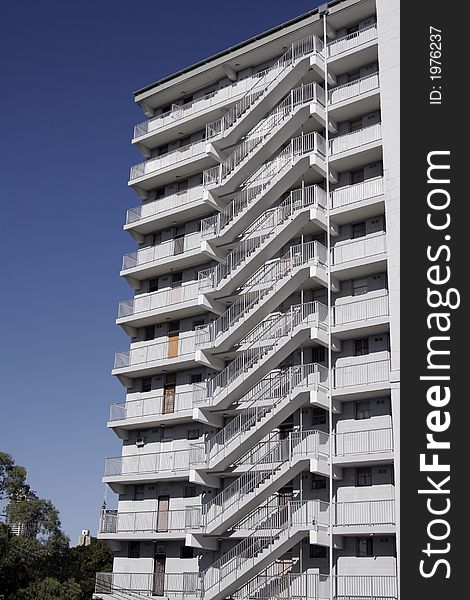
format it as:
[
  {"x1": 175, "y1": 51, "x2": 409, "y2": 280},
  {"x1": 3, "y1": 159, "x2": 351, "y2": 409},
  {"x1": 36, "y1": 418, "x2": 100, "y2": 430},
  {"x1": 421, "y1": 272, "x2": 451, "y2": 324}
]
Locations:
[{"x1": 96, "y1": 1, "x2": 400, "y2": 598}]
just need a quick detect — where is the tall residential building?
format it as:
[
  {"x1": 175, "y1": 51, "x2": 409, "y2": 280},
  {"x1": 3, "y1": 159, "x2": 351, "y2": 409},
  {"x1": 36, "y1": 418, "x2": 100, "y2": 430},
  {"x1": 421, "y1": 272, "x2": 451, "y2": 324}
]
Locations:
[
  {"x1": 78, "y1": 528, "x2": 92, "y2": 546},
  {"x1": 95, "y1": 0, "x2": 400, "y2": 598},
  {"x1": 6, "y1": 488, "x2": 39, "y2": 539}
]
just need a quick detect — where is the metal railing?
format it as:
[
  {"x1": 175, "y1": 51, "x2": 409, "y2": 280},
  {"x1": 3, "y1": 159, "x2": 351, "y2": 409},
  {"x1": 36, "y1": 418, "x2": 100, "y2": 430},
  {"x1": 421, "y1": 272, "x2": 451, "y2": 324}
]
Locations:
[
  {"x1": 203, "y1": 82, "x2": 324, "y2": 187},
  {"x1": 98, "y1": 507, "x2": 187, "y2": 534},
  {"x1": 118, "y1": 282, "x2": 199, "y2": 320},
  {"x1": 330, "y1": 123, "x2": 382, "y2": 155},
  {"x1": 206, "y1": 34, "x2": 323, "y2": 139},
  {"x1": 333, "y1": 293, "x2": 389, "y2": 326},
  {"x1": 95, "y1": 571, "x2": 201, "y2": 599},
  {"x1": 334, "y1": 427, "x2": 394, "y2": 457},
  {"x1": 333, "y1": 357, "x2": 390, "y2": 389},
  {"x1": 331, "y1": 176, "x2": 384, "y2": 209},
  {"x1": 332, "y1": 232, "x2": 386, "y2": 265},
  {"x1": 109, "y1": 390, "x2": 194, "y2": 422},
  {"x1": 201, "y1": 430, "x2": 329, "y2": 530},
  {"x1": 334, "y1": 498, "x2": 395, "y2": 527},
  {"x1": 122, "y1": 232, "x2": 201, "y2": 271},
  {"x1": 201, "y1": 131, "x2": 326, "y2": 239},
  {"x1": 197, "y1": 301, "x2": 328, "y2": 405},
  {"x1": 114, "y1": 334, "x2": 196, "y2": 370},
  {"x1": 329, "y1": 71, "x2": 379, "y2": 104},
  {"x1": 328, "y1": 23, "x2": 378, "y2": 58},
  {"x1": 130, "y1": 139, "x2": 206, "y2": 181},
  {"x1": 196, "y1": 240, "x2": 327, "y2": 350},
  {"x1": 198, "y1": 185, "x2": 326, "y2": 293},
  {"x1": 104, "y1": 449, "x2": 190, "y2": 477},
  {"x1": 126, "y1": 186, "x2": 203, "y2": 225}
]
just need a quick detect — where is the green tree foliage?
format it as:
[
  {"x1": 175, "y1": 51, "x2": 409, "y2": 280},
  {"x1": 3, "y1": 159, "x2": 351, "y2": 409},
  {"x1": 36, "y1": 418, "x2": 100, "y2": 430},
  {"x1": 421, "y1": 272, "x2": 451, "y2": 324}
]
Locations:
[{"x1": 0, "y1": 453, "x2": 113, "y2": 600}]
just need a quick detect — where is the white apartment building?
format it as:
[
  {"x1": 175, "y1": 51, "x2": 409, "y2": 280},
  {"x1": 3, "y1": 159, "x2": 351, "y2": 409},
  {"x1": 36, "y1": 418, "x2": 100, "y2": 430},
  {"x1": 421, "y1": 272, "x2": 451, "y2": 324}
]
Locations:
[{"x1": 95, "y1": 0, "x2": 400, "y2": 598}]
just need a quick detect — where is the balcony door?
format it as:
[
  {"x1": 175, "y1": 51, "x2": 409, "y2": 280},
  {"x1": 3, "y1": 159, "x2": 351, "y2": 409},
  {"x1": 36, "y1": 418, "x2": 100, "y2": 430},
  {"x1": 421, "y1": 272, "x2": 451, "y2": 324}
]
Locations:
[
  {"x1": 156, "y1": 496, "x2": 169, "y2": 533},
  {"x1": 162, "y1": 384, "x2": 175, "y2": 414},
  {"x1": 173, "y1": 225, "x2": 185, "y2": 255},
  {"x1": 167, "y1": 321, "x2": 180, "y2": 359},
  {"x1": 152, "y1": 554, "x2": 166, "y2": 596},
  {"x1": 170, "y1": 273, "x2": 183, "y2": 304}
]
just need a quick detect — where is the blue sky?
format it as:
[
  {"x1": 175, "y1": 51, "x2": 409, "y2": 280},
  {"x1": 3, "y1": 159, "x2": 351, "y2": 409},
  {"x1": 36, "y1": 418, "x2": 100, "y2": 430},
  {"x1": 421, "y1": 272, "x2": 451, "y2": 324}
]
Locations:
[{"x1": 0, "y1": 0, "x2": 321, "y2": 543}]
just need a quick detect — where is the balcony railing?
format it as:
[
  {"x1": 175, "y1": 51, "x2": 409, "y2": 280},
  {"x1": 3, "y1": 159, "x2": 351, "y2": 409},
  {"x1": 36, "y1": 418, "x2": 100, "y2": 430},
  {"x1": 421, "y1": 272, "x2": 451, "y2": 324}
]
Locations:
[
  {"x1": 334, "y1": 498, "x2": 395, "y2": 527},
  {"x1": 333, "y1": 293, "x2": 389, "y2": 327},
  {"x1": 114, "y1": 334, "x2": 196, "y2": 370},
  {"x1": 329, "y1": 71, "x2": 379, "y2": 105},
  {"x1": 130, "y1": 139, "x2": 206, "y2": 181},
  {"x1": 332, "y1": 232, "x2": 386, "y2": 265},
  {"x1": 98, "y1": 507, "x2": 187, "y2": 534},
  {"x1": 206, "y1": 34, "x2": 323, "y2": 139},
  {"x1": 201, "y1": 131, "x2": 326, "y2": 239},
  {"x1": 333, "y1": 358, "x2": 390, "y2": 389},
  {"x1": 109, "y1": 390, "x2": 193, "y2": 423},
  {"x1": 104, "y1": 448, "x2": 190, "y2": 477},
  {"x1": 331, "y1": 176, "x2": 384, "y2": 209},
  {"x1": 118, "y1": 282, "x2": 199, "y2": 320},
  {"x1": 95, "y1": 571, "x2": 201, "y2": 598},
  {"x1": 203, "y1": 82, "x2": 324, "y2": 187},
  {"x1": 335, "y1": 426, "x2": 394, "y2": 458},
  {"x1": 122, "y1": 232, "x2": 202, "y2": 272},
  {"x1": 328, "y1": 23, "x2": 378, "y2": 58},
  {"x1": 126, "y1": 186, "x2": 203, "y2": 225},
  {"x1": 330, "y1": 123, "x2": 382, "y2": 155}
]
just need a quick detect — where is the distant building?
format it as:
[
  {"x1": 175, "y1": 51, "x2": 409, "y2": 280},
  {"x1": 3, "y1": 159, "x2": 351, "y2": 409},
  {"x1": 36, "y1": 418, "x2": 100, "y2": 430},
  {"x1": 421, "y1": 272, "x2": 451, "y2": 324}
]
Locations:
[
  {"x1": 78, "y1": 528, "x2": 92, "y2": 546},
  {"x1": 6, "y1": 488, "x2": 38, "y2": 539}
]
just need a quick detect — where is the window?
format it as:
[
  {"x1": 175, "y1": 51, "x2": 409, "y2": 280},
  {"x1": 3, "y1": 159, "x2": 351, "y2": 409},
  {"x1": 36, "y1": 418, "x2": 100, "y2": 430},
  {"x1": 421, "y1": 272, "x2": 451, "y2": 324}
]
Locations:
[
  {"x1": 168, "y1": 320, "x2": 180, "y2": 335},
  {"x1": 353, "y1": 278, "x2": 368, "y2": 296},
  {"x1": 173, "y1": 225, "x2": 185, "y2": 238},
  {"x1": 310, "y1": 545, "x2": 328, "y2": 558},
  {"x1": 355, "y1": 400, "x2": 371, "y2": 420},
  {"x1": 192, "y1": 320, "x2": 205, "y2": 331},
  {"x1": 347, "y1": 23, "x2": 360, "y2": 36},
  {"x1": 157, "y1": 143, "x2": 169, "y2": 156},
  {"x1": 171, "y1": 272, "x2": 183, "y2": 288},
  {"x1": 155, "y1": 187, "x2": 165, "y2": 200},
  {"x1": 144, "y1": 325, "x2": 155, "y2": 341},
  {"x1": 311, "y1": 473, "x2": 327, "y2": 490},
  {"x1": 128, "y1": 541, "x2": 140, "y2": 558},
  {"x1": 141, "y1": 377, "x2": 152, "y2": 393},
  {"x1": 349, "y1": 118, "x2": 363, "y2": 133},
  {"x1": 351, "y1": 168, "x2": 365, "y2": 184},
  {"x1": 133, "y1": 485, "x2": 145, "y2": 501},
  {"x1": 356, "y1": 537, "x2": 374, "y2": 556},
  {"x1": 184, "y1": 485, "x2": 198, "y2": 498},
  {"x1": 180, "y1": 546, "x2": 194, "y2": 559},
  {"x1": 311, "y1": 408, "x2": 327, "y2": 426},
  {"x1": 311, "y1": 346, "x2": 326, "y2": 363},
  {"x1": 149, "y1": 278, "x2": 159, "y2": 293},
  {"x1": 160, "y1": 105, "x2": 172, "y2": 115},
  {"x1": 354, "y1": 337, "x2": 369, "y2": 356},
  {"x1": 152, "y1": 232, "x2": 162, "y2": 246},
  {"x1": 187, "y1": 429, "x2": 200, "y2": 440},
  {"x1": 347, "y1": 70, "x2": 361, "y2": 83},
  {"x1": 352, "y1": 221, "x2": 366, "y2": 238},
  {"x1": 191, "y1": 374, "x2": 203, "y2": 384},
  {"x1": 356, "y1": 467, "x2": 372, "y2": 487}
]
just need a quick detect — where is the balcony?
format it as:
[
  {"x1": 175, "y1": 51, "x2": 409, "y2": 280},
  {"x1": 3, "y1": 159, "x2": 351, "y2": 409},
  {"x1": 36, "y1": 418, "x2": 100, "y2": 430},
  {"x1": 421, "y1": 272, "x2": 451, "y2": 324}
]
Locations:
[
  {"x1": 334, "y1": 426, "x2": 394, "y2": 466},
  {"x1": 108, "y1": 389, "x2": 194, "y2": 431},
  {"x1": 329, "y1": 72, "x2": 380, "y2": 123},
  {"x1": 327, "y1": 23, "x2": 378, "y2": 68},
  {"x1": 129, "y1": 139, "x2": 214, "y2": 193},
  {"x1": 331, "y1": 232, "x2": 387, "y2": 279},
  {"x1": 116, "y1": 282, "x2": 202, "y2": 331},
  {"x1": 98, "y1": 507, "x2": 187, "y2": 539},
  {"x1": 124, "y1": 185, "x2": 212, "y2": 235},
  {"x1": 103, "y1": 448, "x2": 190, "y2": 487},
  {"x1": 95, "y1": 571, "x2": 201, "y2": 600},
  {"x1": 121, "y1": 232, "x2": 215, "y2": 284},
  {"x1": 332, "y1": 293, "x2": 389, "y2": 337},
  {"x1": 333, "y1": 357, "x2": 391, "y2": 399},
  {"x1": 329, "y1": 123, "x2": 382, "y2": 172},
  {"x1": 330, "y1": 176, "x2": 384, "y2": 223},
  {"x1": 333, "y1": 498, "x2": 396, "y2": 534}
]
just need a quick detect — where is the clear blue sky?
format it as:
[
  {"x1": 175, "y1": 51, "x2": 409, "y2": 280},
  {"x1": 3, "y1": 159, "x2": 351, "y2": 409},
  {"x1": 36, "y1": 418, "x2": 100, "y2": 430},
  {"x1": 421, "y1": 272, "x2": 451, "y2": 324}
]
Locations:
[{"x1": 0, "y1": 0, "x2": 321, "y2": 544}]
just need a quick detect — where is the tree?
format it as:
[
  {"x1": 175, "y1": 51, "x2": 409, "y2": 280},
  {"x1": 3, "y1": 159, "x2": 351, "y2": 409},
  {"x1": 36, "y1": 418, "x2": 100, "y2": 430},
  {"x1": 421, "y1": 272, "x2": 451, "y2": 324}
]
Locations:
[{"x1": 0, "y1": 453, "x2": 28, "y2": 502}]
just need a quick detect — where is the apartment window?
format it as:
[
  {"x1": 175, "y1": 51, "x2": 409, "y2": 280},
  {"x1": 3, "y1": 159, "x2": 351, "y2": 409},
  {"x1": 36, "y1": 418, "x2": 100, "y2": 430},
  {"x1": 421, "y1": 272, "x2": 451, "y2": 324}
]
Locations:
[
  {"x1": 180, "y1": 546, "x2": 194, "y2": 559},
  {"x1": 155, "y1": 187, "x2": 166, "y2": 200},
  {"x1": 144, "y1": 325, "x2": 155, "y2": 341},
  {"x1": 187, "y1": 429, "x2": 200, "y2": 440},
  {"x1": 133, "y1": 485, "x2": 145, "y2": 501},
  {"x1": 128, "y1": 541, "x2": 140, "y2": 559},
  {"x1": 354, "y1": 337, "x2": 369, "y2": 356},
  {"x1": 149, "y1": 278, "x2": 159, "y2": 293},
  {"x1": 355, "y1": 400, "x2": 371, "y2": 420},
  {"x1": 311, "y1": 473, "x2": 327, "y2": 490},
  {"x1": 352, "y1": 221, "x2": 366, "y2": 238},
  {"x1": 192, "y1": 320, "x2": 205, "y2": 331},
  {"x1": 184, "y1": 485, "x2": 198, "y2": 498},
  {"x1": 353, "y1": 278, "x2": 368, "y2": 296},
  {"x1": 311, "y1": 408, "x2": 327, "y2": 426},
  {"x1": 347, "y1": 70, "x2": 361, "y2": 83},
  {"x1": 347, "y1": 23, "x2": 360, "y2": 36},
  {"x1": 356, "y1": 467, "x2": 372, "y2": 487},
  {"x1": 310, "y1": 545, "x2": 328, "y2": 558},
  {"x1": 349, "y1": 118, "x2": 363, "y2": 133},
  {"x1": 173, "y1": 225, "x2": 185, "y2": 239},
  {"x1": 171, "y1": 272, "x2": 183, "y2": 288},
  {"x1": 351, "y1": 168, "x2": 365, "y2": 184},
  {"x1": 191, "y1": 374, "x2": 203, "y2": 384},
  {"x1": 152, "y1": 232, "x2": 162, "y2": 246},
  {"x1": 312, "y1": 346, "x2": 326, "y2": 363},
  {"x1": 141, "y1": 377, "x2": 152, "y2": 393},
  {"x1": 157, "y1": 143, "x2": 169, "y2": 156},
  {"x1": 160, "y1": 104, "x2": 172, "y2": 115},
  {"x1": 356, "y1": 537, "x2": 374, "y2": 557},
  {"x1": 168, "y1": 320, "x2": 180, "y2": 335}
]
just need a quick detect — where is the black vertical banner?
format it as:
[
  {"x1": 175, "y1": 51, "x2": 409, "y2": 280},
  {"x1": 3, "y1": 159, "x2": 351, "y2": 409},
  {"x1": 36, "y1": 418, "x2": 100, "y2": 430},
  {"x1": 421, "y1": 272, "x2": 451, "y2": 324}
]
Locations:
[{"x1": 401, "y1": 2, "x2": 467, "y2": 599}]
